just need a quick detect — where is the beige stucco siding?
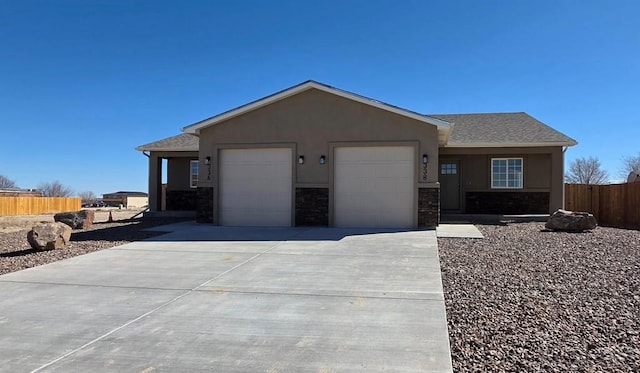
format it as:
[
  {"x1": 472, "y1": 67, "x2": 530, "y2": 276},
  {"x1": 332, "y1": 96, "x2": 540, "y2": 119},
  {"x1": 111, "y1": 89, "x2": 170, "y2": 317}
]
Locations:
[
  {"x1": 147, "y1": 151, "x2": 198, "y2": 211},
  {"x1": 126, "y1": 196, "x2": 149, "y2": 208},
  {"x1": 167, "y1": 157, "x2": 197, "y2": 191},
  {"x1": 439, "y1": 146, "x2": 564, "y2": 212},
  {"x1": 197, "y1": 88, "x2": 440, "y2": 187}
]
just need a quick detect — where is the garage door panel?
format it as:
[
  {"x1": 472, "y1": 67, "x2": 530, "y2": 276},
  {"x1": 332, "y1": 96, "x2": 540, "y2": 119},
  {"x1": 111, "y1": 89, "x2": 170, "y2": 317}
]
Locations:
[
  {"x1": 220, "y1": 148, "x2": 292, "y2": 227},
  {"x1": 335, "y1": 146, "x2": 414, "y2": 228}
]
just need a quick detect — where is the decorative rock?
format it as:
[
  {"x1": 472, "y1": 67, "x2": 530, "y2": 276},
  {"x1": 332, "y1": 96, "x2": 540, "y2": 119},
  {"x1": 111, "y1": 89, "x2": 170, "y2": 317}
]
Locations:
[
  {"x1": 545, "y1": 209, "x2": 597, "y2": 232},
  {"x1": 27, "y1": 222, "x2": 72, "y2": 250},
  {"x1": 54, "y1": 210, "x2": 95, "y2": 229}
]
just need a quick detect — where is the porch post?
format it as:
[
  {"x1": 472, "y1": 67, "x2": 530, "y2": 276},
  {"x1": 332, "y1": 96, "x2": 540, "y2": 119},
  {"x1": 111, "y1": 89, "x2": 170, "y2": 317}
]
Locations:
[
  {"x1": 550, "y1": 148, "x2": 564, "y2": 213},
  {"x1": 148, "y1": 154, "x2": 162, "y2": 212}
]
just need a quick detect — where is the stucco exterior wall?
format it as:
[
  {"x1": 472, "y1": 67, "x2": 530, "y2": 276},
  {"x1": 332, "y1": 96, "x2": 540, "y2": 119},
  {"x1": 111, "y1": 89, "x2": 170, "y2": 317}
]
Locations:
[
  {"x1": 167, "y1": 157, "x2": 197, "y2": 191},
  {"x1": 125, "y1": 196, "x2": 149, "y2": 208},
  {"x1": 196, "y1": 88, "x2": 441, "y2": 227},
  {"x1": 439, "y1": 146, "x2": 564, "y2": 213},
  {"x1": 147, "y1": 151, "x2": 198, "y2": 212},
  {"x1": 197, "y1": 88, "x2": 440, "y2": 187}
]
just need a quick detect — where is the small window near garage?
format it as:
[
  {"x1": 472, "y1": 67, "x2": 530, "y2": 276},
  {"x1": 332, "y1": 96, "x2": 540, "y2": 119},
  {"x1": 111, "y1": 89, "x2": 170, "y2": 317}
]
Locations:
[
  {"x1": 190, "y1": 160, "x2": 199, "y2": 188},
  {"x1": 441, "y1": 163, "x2": 457, "y2": 175},
  {"x1": 491, "y1": 158, "x2": 523, "y2": 189}
]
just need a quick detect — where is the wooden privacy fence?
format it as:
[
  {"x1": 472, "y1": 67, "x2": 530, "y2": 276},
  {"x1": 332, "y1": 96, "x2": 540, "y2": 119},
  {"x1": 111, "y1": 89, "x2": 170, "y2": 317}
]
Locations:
[
  {"x1": 565, "y1": 183, "x2": 640, "y2": 230},
  {"x1": 0, "y1": 197, "x2": 81, "y2": 216}
]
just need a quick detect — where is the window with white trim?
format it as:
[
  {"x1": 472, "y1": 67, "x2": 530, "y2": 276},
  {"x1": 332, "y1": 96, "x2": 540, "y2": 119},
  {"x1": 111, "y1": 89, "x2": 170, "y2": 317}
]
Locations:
[
  {"x1": 190, "y1": 160, "x2": 199, "y2": 188},
  {"x1": 491, "y1": 158, "x2": 523, "y2": 189}
]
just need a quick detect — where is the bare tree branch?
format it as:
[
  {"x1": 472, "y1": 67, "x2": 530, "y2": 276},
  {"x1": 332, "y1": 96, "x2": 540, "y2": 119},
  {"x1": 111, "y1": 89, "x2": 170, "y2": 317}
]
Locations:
[
  {"x1": 79, "y1": 191, "x2": 97, "y2": 205},
  {"x1": 565, "y1": 157, "x2": 609, "y2": 184},
  {"x1": 619, "y1": 152, "x2": 640, "y2": 179},
  {"x1": 37, "y1": 181, "x2": 74, "y2": 197},
  {"x1": 0, "y1": 175, "x2": 17, "y2": 189}
]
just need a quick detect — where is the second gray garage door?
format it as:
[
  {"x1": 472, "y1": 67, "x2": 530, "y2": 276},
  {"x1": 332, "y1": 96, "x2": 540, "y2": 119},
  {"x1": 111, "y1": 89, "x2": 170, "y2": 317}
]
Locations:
[{"x1": 334, "y1": 146, "x2": 415, "y2": 228}]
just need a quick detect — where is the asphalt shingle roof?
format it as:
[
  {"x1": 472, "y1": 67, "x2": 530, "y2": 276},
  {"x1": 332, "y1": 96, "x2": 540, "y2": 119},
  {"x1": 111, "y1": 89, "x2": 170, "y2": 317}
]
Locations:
[
  {"x1": 135, "y1": 134, "x2": 199, "y2": 151},
  {"x1": 137, "y1": 113, "x2": 576, "y2": 152},
  {"x1": 104, "y1": 191, "x2": 149, "y2": 196},
  {"x1": 428, "y1": 112, "x2": 577, "y2": 146}
]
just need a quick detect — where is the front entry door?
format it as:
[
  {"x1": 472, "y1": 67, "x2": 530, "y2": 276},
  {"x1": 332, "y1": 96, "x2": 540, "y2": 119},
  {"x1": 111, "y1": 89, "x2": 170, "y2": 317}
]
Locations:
[{"x1": 440, "y1": 160, "x2": 461, "y2": 211}]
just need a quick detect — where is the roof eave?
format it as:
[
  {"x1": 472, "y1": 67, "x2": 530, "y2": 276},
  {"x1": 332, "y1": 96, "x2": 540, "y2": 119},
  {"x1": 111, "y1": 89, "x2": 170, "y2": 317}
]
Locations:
[
  {"x1": 444, "y1": 141, "x2": 578, "y2": 148},
  {"x1": 135, "y1": 147, "x2": 199, "y2": 152},
  {"x1": 183, "y1": 81, "x2": 451, "y2": 134}
]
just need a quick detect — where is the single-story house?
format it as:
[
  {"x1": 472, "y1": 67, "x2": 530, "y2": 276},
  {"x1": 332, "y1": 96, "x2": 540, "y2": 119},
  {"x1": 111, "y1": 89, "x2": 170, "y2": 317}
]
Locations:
[
  {"x1": 102, "y1": 191, "x2": 149, "y2": 208},
  {"x1": 0, "y1": 189, "x2": 42, "y2": 197},
  {"x1": 136, "y1": 80, "x2": 576, "y2": 228}
]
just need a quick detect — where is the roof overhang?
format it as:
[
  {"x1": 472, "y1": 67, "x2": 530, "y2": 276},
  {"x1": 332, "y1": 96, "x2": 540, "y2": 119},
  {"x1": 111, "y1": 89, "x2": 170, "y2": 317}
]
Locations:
[
  {"x1": 182, "y1": 80, "x2": 452, "y2": 144},
  {"x1": 444, "y1": 140, "x2": 578, "y2": 148},
  {"x1": 134, "y1": 146, "x2": 199, "y2": 152}
]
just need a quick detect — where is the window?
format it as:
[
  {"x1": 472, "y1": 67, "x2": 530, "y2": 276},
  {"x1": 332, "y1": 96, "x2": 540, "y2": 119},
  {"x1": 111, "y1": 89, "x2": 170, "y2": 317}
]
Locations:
[
  {"x1": 491, "y1": 158, "x2": 523, "y2": 189},
  {"x1": 190, "y1": 160, "x2": 199, "y2": 188},
  {"x1": 441, "y1": 163, "x2": 457, "y2": 175}
]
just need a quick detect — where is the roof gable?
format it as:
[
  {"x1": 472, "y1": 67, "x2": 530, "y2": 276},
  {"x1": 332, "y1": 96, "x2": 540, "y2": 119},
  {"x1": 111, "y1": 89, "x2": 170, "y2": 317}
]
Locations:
[
  {"x1": 430, "y1": 112, "x2": 577, "y2": 147},
  {"x1": 182, "y1": 81, "x2": 451, "y2": 137}
]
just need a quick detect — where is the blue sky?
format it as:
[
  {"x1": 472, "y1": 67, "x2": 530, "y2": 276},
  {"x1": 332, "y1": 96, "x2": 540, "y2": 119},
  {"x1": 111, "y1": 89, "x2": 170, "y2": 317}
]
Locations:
[{"x1": 1, "y1": 0, "x2": 638, "y2": 195}]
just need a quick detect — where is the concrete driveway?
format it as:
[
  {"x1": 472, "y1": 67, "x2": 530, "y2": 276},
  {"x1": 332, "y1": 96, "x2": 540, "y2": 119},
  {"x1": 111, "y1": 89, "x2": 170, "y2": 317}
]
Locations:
[{"x1": 0, "y1": 223, "x2": 453, "y2": 372}]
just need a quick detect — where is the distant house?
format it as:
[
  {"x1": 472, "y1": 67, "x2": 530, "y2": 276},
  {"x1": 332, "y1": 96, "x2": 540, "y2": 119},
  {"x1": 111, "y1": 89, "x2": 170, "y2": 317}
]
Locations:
[
  {"x1": 102, "y1": 191, "x2": 149, "y2": 208},
  {"x1": 137, "y1": 80, "x2": 577, "y2": 228},
  {"x1": 0, "y1": 189, "x2": 43, "y2": 197}
]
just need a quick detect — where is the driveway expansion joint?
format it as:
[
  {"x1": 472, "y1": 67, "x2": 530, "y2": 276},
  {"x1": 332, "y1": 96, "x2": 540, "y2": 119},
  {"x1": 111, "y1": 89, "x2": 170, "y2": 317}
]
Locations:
[
  {"x1": 0, "y1": 279, "x2": 191, "y2": 292},
  {"x1": 4, "y1": 226, "x2": 452, "y2": 372},
  {"x1": 30, "y1": 231, "x2": 299, "y2": 372},
  {"x1": 195, "y1": 288, "x2": 446, "y2": 301}
]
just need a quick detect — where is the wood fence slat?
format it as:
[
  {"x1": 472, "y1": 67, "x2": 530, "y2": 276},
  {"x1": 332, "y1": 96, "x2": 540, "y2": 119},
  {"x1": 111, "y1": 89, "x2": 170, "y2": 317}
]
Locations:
[
  {"x1": 565, "y1": 183, "x2": 640, "y2": 230},
  {"x1": 0, "y1": 197, "x2": 81, "y2": 216}
]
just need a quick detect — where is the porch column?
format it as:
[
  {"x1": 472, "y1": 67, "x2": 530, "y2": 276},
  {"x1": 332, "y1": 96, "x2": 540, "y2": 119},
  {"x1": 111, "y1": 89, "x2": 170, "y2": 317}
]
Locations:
[
  {"x1": 148, "y1": 154, "x2": 162, "y2": 212},
  {"x1": 550, "y1": 148, "x2": 564, "y2": 213}
]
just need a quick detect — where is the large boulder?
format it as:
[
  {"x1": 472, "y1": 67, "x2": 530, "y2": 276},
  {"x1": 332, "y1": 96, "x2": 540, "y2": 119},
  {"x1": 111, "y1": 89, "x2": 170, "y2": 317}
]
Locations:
[
  {"x1": 54, "y1": 210, "x2": 95, "y2": 229},
  {"x1": 27, "y1": 222, "x2": 72, "y2": 250},
  {"x1": 545, "y1": 209, "x2": 597, "y2": 232}
]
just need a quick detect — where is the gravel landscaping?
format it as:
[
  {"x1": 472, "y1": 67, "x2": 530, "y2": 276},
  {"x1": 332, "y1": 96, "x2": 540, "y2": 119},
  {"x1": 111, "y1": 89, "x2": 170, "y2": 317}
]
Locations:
[
  {"x1": 439, "y1": 222, "x2": 640, "y2": 372},
  {"x1": 0, "y1": 217, "x2": 187, "y2": 275},
  {"x1": 3, "y1": 217, "x2": 639, "y2": 370}
]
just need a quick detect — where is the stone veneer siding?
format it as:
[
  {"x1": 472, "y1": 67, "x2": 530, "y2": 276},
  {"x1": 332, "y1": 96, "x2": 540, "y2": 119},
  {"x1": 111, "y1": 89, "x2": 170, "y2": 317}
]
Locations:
[
  {"x1": 418, "y1": 187, "x2": 440, "y2": 228},
  {"x1": 196, "y1": 187, "x2": 214, "y2": 223},
  {"x1": 166, "y1": 190, "x2": 197, "y2": 211},
  {"x1": 295, "y1": 188, "x2": 329, "y2": 226},
  {"x1": 465, "y1": 191, "x2": 549, "y2": 214}
]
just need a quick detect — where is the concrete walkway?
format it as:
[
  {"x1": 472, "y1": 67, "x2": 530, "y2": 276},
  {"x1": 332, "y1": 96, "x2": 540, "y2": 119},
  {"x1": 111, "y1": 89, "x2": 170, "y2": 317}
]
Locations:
[
  {"x1": 436, "y1": 223, "x2": 484, "y2": 239},
  {"x1": 0, "y1": 224, "x2": 453, "y2": 372}
]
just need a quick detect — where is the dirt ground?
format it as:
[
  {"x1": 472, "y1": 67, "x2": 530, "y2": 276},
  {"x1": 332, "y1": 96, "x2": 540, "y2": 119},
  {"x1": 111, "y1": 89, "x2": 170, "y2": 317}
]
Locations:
[{"x1": 0, "y1": 208, "x2": 146, "y2": 234}]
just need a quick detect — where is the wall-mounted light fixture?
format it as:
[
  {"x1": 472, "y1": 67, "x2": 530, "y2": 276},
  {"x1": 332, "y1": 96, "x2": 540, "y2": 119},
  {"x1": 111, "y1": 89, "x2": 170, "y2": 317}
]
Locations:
[
  {"x1": 204, "y1": 156, "x2": 211, "y2": 165},
  {"x1": 422, "y1": 154, "x2": 429, "y2": 165},
  {"x1": 319, "y1": 155, "x2": 326, "y2": 164},
  {"x1": 298, "y1": 155, "x2": 305, "y2": 165}
]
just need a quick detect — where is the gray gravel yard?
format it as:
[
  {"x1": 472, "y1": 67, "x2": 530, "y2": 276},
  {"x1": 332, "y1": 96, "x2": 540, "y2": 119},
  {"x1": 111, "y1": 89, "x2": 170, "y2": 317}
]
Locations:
[
  {"x1": 439, "y1": 222, "x2": 640, "y2": 372},
  {"x1": 0, "y1": 218, "x2": 187, "y2": 275},
  {"x1": 3, "y1": 218, "x2": 639, "y2": 371}
]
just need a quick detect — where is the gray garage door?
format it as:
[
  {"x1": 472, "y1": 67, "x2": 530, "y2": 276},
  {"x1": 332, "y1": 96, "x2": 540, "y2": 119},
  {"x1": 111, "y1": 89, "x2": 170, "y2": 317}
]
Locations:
[
  {"x1": 334, "y1": 146, "x2": 414, "y2": 228},
  {"x1": 219, "y1": 148, "x2": 293, "y2": 226}
]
